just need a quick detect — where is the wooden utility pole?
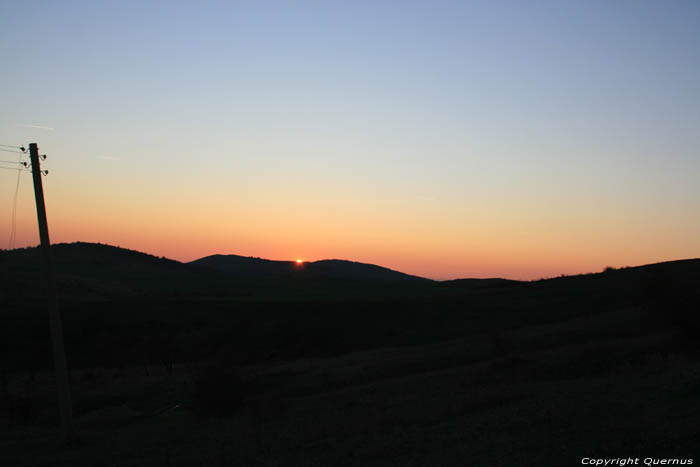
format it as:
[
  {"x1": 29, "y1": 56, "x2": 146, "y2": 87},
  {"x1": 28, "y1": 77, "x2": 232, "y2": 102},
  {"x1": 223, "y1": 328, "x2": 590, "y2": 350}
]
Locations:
[{"x1": 29, "y1": 143, "x2": 76, "y2": 442}]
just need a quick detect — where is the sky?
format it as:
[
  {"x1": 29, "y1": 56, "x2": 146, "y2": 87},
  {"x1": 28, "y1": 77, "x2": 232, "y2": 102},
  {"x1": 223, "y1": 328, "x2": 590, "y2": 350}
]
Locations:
[{"x1": 1, "y1": 0, "x2": 699, "y2": 280}]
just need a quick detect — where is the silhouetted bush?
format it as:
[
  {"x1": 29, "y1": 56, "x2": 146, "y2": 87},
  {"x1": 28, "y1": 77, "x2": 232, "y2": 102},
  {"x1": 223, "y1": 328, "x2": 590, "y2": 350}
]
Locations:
[{"x1": 192, "y1": 359, "x2": 244, "y2": 416}]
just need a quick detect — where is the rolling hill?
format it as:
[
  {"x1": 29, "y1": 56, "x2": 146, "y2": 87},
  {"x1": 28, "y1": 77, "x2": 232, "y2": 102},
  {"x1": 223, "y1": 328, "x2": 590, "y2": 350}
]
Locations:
[
  {"x1": 0, "y1": 242, "x2": 432, "y2": 301},
  {"x1": 2, "y1": 243, "x2": 700, "y2": 464},
  {"x1": 190, "y1": 254, "x2": 427, "y2": 283},
  {"x1": 2, "y1": 242, "x2": 699, "y2": 307}
]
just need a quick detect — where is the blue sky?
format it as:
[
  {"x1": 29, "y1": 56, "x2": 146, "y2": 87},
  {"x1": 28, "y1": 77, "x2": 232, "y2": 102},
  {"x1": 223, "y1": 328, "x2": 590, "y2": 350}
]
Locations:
[{"x1": 1, "y1": 1, "x2": 699, "y2": 279}]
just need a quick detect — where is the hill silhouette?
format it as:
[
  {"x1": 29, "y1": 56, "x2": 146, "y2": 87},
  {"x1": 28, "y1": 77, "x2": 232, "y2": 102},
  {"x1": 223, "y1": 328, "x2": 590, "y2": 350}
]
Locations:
[
  {"x1": 2, "y1": 242, "x2": 700, "y2": 464},
  {"x1": 1, "y1": 242, "x2": 202, "y2": 301},
  {"x1": 2, "y1": 241, "x2": 699, "y2": 308},
  {"x1": 190, "y1": 254, "x2": 427, "y2": 282},
  {"x1": 0, "y1": 242, "x2": 433, "y2": 302}
]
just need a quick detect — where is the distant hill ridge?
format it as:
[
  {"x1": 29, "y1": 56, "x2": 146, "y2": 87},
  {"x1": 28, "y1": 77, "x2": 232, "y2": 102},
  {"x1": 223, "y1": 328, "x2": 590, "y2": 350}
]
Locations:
[
  {"x1": 0, "y1": 242, "x2": 431, "y2": 301},
  {"x1": 0, "y1": 242, "x2": 423, "y2": 282},
  {"x1": 2, "y1": 242, "x2": 699, "y2": 301},
  {"x1": 190, "y1": 254, "x2": 427, "y2": 282}
]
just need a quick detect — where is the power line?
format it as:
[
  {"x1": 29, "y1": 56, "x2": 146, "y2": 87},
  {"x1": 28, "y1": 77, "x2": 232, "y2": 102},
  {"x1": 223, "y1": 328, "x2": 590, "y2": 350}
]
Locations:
[
  {"x1": 0, "y1": 166, "x2": 30, "y2": 172},
  {"x1": 4, "y1": 142, "x2": 30, "y2": 247},
  {"x1": 8, "y1": 160, "x2": 22, "y2": 249}
]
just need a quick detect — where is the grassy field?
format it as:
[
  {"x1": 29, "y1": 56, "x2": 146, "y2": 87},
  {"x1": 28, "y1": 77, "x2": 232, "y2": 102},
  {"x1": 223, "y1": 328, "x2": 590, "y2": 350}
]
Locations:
[{"x1": 2, "y1": 306, "x2": 699, "y2": 465}]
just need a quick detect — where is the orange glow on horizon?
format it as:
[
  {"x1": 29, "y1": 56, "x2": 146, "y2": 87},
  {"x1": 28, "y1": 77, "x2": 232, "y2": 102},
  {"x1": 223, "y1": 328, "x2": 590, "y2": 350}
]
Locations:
[{"x1": 3, "y1": 166, "x2": 698, "y2": 281}]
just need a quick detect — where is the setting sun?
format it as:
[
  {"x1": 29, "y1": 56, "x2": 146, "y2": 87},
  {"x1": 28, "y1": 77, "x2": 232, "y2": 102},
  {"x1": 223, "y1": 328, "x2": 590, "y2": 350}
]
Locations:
[{"x1": 296, "y1": 259, "x2": 303, "y2": 264}]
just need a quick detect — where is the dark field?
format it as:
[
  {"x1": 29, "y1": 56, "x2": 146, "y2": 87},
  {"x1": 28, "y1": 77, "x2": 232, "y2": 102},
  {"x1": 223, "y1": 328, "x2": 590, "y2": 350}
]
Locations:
[{"x1": 1, "y1": 244, "x2": 699, "y2": 465}]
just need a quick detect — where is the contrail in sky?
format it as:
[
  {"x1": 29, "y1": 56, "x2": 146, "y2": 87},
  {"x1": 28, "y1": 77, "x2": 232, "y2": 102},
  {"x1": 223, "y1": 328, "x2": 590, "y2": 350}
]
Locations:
[{"x1": 19, "y1": 124, "x2": 54, "y2": 130}]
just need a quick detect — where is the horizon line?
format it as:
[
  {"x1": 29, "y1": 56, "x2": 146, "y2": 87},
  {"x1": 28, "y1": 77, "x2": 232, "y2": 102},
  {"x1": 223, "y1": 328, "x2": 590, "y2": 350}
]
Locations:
[{"x1": 2, "y1": 240, "x2": 698, "y2": 283}]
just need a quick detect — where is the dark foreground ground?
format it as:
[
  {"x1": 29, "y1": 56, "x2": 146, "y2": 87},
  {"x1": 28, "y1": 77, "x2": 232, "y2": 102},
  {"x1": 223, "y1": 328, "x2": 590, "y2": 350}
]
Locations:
[{"x1": 1, "y1": 253, "x2": 700, "y2": 465}]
